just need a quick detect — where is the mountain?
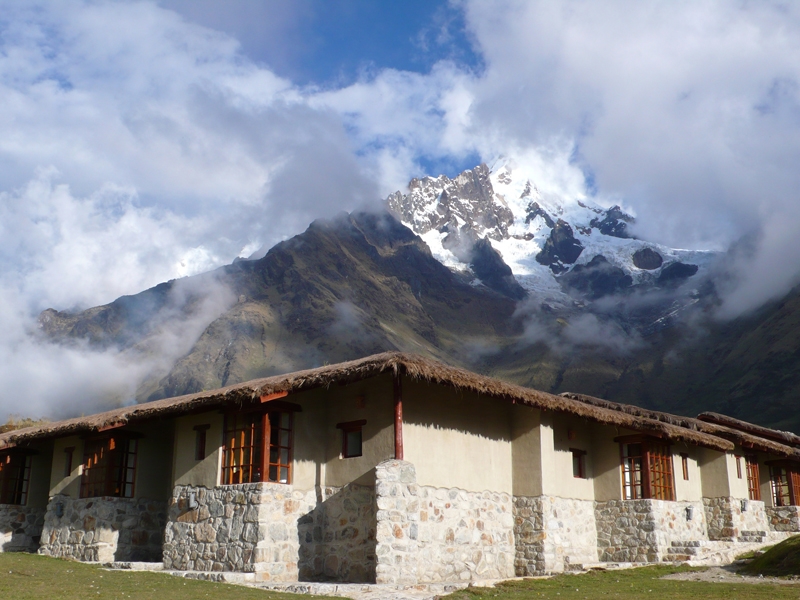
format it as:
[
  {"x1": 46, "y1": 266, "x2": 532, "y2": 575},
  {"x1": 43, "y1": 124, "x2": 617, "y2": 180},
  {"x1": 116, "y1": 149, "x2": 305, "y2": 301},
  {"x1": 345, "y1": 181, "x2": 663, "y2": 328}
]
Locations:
[{"x1": 36, "y1": 160, "x2": 800, "y2": 433}]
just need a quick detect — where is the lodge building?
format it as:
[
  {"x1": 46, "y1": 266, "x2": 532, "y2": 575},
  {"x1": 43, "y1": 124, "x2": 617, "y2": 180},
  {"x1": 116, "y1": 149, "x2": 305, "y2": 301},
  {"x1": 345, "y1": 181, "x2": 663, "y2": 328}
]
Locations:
[{"x1": 0, "y1": 352, "x2": 799, "y2": 583}]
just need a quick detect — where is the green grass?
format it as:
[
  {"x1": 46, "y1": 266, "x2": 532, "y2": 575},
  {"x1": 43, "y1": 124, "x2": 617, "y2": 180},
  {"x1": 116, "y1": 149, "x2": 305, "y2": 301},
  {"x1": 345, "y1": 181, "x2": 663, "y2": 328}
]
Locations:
[
  {"x1": 442, "y1": 565, "x2": 800, "y2": 600},
  {"x1": 0, "y1": 553, "x2": 338, "y2": 600},
  {"x1": 741, "y1": 534, "x2": 800, "y2": 577}
]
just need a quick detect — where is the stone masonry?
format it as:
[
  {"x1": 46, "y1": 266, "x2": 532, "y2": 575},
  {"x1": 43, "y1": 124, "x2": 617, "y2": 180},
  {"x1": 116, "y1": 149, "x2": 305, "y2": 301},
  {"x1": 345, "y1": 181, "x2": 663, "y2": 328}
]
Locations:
[
  {"x1": 703, "y1": 497, "x2": 769, "y2": 540},
  {"x1": 374, "y1": 459, "x2": 515, "y2": 585},
  {"x1": 0, "y1": 504, "x2": 46, "y2": 552},
  {"x1": 514, "y1": 496, "x2": 598, "y2": 575},
  {"x1": 595, "y1": 499, "x2": 707, "y2": 563},
  {"x1": 164, "y1": 482, "x2": 376, "y2": 583},
  {"x1": 39, "y1": 494, "x2": 166, "y2": 562},
  {"x1": 766, "y1": 505, "x2": 800, "y2": 533}
]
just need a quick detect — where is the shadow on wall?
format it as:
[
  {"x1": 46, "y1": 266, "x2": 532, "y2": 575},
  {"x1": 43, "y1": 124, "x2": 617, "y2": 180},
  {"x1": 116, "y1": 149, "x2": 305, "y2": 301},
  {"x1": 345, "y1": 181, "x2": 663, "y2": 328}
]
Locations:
[
  {"x1": 0, "y1": 506, "x2": 46, "y2": 553},
  {"x1": 297, "y1": 479, "x2": 378, "y2": 583}
]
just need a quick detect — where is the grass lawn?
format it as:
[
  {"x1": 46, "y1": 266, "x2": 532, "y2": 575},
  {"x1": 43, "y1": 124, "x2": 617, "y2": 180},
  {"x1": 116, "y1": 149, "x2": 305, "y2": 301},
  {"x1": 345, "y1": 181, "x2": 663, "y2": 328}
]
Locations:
[
  {"x1": 0, "y1": 553, "x2": 339, "y2": 600},
  {"x1": 742, "y1": 535, "x2": 800, "y2": 577},
  {"x1": 442, "y1": 565, "x2": 800, "y2": 600}
]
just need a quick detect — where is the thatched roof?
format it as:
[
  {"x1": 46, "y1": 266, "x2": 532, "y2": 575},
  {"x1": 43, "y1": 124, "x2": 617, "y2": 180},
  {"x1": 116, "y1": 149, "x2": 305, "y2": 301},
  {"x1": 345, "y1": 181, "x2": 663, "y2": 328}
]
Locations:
[
  {"x1": 563, "y1": 392, "x2": 800, "y2": 460},
  {"x1": 698, "y1": 412, "x2": 800, "y2": 449},
  {"x1": 0, "y1": 352, "x2": 733, "y2": 452}
]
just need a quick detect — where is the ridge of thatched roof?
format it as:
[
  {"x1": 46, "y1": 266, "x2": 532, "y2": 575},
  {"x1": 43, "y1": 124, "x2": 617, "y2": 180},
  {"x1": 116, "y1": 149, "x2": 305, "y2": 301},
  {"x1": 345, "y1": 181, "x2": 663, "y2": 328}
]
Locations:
[
  {"x1": 0, "y1": 352, "x2": 732, "y2": 452},
  {"x1": 697, "y1": 412, "x2": 800, "y2": 448},
  {"x1": 563, "y1": 392, "x2": 800, "y2": 460}
]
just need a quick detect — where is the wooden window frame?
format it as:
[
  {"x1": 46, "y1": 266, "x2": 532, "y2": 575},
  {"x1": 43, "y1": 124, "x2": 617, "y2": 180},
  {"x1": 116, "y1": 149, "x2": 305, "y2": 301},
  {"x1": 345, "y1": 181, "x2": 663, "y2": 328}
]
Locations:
[
  {"x1": 767, "y1": 460, "x2": 800, "y2": 506},
  {"x1": 745, "y1": 454, "x2": 761, "y2": 501},
  {"x1": 680, "y1": 453, "x2": 690, "y2": 481},
  {"x1": 616, "y1": 435, "x2": 675, "y2": 501},
  {"x1": 80, "y1": 434, "x2": 139, "y2": 499},
  {"x1": 570, "y1": 448, "x2": 587, "y2": 479},
  {"x1": 64, "y1": 446, "x2": 75, "y2": 478},
  {"x1": 735, "y1": 455, "x2": 743, "y2": 479},
  {"x1": 337, "y1": 420, "x2": 366, "y2": 459},
  {"x1": 220, "y1": 403, "x2": 299, "y2": 486},
  {"x1": 0, "y1": 451, "x2": 33, "y2": 505}
]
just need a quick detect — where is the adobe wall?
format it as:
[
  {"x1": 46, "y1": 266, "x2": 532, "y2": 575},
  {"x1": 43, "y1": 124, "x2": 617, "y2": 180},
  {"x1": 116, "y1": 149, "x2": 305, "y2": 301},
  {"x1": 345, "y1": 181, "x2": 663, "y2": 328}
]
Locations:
[
  {"x1": 595, "y1": 499, "x2": 708, "y2": 562},
  {"x1": 513, "y1": 496, "x2": 598, "y2": 575},
  {"x1": 164, "y1": 482, "x2": 376, "y2": 583},
  {"x1": 0, "y1": 505, "x2": 46, "y2": 552},
  {"x1": 39, "y1": 494, "x2": 166, "y2": 562},
  {"x1": 704, "y1": 497, "x2": 769, "y2": 539}
]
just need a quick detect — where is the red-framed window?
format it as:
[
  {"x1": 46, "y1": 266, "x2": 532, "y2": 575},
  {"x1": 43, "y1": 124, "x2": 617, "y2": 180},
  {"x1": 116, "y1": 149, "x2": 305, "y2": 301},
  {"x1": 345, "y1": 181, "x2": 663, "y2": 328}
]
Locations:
[
  {"x1": 337, "y1": 420, "x2": 366, "y2": 459},
  {"x1": 745, "y1": 455, "x2": 761, "y2": 501},
  {"x1": 680, "y1": 453, "x2": 690, "y2": 481},
  {"x1": 618, "y1": 437, "x2": 675, "y2": 501},
  {"x1": 221, "y1": 407, "x2": 295, "y2": 485},
  {"x1": 768, "y1": 461, "x2": 800, "y2": 507},
  {"x1": 735, "y1": 455, "x2": 743, "y2": 479},
  {"x1": 80, "y1": 435, "x2": 138, "y2": 499},
  {"x1": 570, "y1": 448, "x2": 587, "y2": 479},
  {"x1": 0, "y1": 452, "x2": 32, "y2": 505}
]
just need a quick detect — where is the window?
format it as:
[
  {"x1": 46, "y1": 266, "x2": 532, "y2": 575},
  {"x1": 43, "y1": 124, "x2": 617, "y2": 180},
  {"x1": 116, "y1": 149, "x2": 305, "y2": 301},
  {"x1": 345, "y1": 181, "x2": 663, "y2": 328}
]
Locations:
[
  {"x1": 735, "y1": 455, "x2": 742, "y2": 479},
  {"x1": 0, "y1": 452, "x2": 32, "y2": 505},
  {"x1": 337, "y1": 420, "x2": 366, "y2": 458},
  {"x1": 80, "y1": 435, "x2": 138, "y2": 499},
  {"x1": 618, "y1": 437, "x2": 675, "y2": 501},
  {"x1": 745, "y1": 455, "x2": 761, "y2": 501},
  {"x1": 64, "y1": 446, "x2": 75, "y2": 477},
  {"x1": 680, "y1": 453, "x2": 689, "y2": 481},
  {"x1": 768, "y1": 461, "x2": 800, "y2": 507},
  {"x1": 571, "y1": 448, "x2": 587, "y2": 479},
  {"x1": 221, "y1": 409, "x2": 294, "y2": 485},
  {"x1": 193, "y1": 424, "x2": 210, "y2": 461}
]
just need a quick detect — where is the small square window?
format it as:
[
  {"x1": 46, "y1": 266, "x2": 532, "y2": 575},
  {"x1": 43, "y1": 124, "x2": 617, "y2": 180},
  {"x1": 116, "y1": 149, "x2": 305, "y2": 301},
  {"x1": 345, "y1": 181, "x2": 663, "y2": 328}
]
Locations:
[
  {"x1": 337, "y1": 420, "x2": 366, "y2": 459},
  {"x1": 570, "y1": 448, "x2": 587, "y2": 479}
]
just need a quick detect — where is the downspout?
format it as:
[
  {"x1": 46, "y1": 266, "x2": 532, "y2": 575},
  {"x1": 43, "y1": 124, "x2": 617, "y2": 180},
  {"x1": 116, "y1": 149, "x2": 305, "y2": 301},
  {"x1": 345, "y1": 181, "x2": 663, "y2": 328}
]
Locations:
[{"x1": 393, "y1": 366, "x2": 404, "y2": 460}]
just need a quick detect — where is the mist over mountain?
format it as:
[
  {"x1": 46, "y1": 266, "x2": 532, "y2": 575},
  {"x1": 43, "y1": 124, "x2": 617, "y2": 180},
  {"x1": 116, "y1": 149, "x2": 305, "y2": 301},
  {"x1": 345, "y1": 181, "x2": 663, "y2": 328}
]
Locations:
[{"x1": 33, "y1": 159, "x2": 800, "y2": 433}]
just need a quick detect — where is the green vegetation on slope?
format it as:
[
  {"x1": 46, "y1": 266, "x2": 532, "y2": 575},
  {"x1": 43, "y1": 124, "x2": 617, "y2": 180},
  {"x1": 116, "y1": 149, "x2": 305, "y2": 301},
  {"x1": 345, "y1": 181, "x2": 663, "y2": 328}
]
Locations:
[
  {"x1": 0, "y1": 553, "x2": 337, "y2": 600},
  {"x1": 742, "y1": 535, "x2": 800, "y2": 577},
  {"x1": 443, "y1": 565, "x2": 800, "y2": 600}
]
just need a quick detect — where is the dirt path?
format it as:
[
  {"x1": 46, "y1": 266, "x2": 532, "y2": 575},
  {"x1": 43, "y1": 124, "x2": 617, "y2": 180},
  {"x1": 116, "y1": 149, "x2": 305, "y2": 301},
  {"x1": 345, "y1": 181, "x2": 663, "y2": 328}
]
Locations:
[{"x1": 662, "y1": 565, "x2": 800, "y2": 586}]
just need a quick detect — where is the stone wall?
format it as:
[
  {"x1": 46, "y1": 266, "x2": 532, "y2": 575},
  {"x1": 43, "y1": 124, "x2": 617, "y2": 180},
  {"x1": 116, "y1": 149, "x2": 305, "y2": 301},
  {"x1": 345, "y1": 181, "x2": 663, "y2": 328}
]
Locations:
[
  {"x1": 514, "y1": 496, "x2": 597, "y2": 575},
  {"x1": 374, "y1": 459, "x2": 515, "y2": 585},
  {"x1": 39, "y1": 495, "x2": 166, "y2": 562},
  {"x1": 298, "y1": 484, "x2": 376, "y2": 582},
  {"x1": 703, "y1": 497, "x2": 769, "y2": 540},
  {"x1": 766, "y1": 505, "x2": 800, "y2": 532},
  {"x1": 595, "y1": 499, "x2": 707, "y2": 562},
  {"x1": 164, "y1": 482, "x2": 376, "y2": 583},
  {"x1": 0, "y1": 504, "x2": 46, "y2": 552}
]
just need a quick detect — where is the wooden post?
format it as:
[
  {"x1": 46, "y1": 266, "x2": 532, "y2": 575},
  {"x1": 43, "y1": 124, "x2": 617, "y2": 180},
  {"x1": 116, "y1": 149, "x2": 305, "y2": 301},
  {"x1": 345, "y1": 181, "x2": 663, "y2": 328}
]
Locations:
[{"x1": 393, "y1": 368, "x2": 404, "y2": 460}]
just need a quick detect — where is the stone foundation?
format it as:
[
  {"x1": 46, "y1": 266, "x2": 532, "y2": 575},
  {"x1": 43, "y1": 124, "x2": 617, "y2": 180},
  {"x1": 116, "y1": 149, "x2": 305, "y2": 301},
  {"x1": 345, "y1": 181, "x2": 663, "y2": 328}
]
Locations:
[
  {"x1": 514, "y1": 496, "x2": 598, "y2": 575},
  {"x1": 165, "y1": 482, "x2": 376, "y2": 583},
  {"x1": 766, "y1": 505, "x2": 800, "y2": 532},
  {"x1": 39, "y1": 495, "x2": 166, "y2": 562},
  {"x1": 0, "y1": 504, "x2": 46, "y2": 552},
  {"x1": 703, "y1": 497, "x2": 768, "y2": 540},
  {"x1": 374, "y1": 460, "x2": 514, "y2": 585},
  {"x1": 595, "y1": 499, "x2": 707, "y2": 562}
]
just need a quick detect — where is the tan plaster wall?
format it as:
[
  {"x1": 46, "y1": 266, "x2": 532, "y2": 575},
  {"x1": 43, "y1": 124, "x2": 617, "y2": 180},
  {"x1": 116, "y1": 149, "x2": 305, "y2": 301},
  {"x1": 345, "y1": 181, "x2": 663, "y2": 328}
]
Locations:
[
  {"x1": 49, "y1": 436, "x2": 83, "y2": 498},
  {"x1": 545, "y1": 413, "x2": 595, "y2": 500},
  {"x1": 172, "y1": 412, "x2": 224, "y2": 489},
  {"x1": 511, "y1": 405, "x2": 542, "y2": 497},
  {"x1": 672, "y1": 446, "x2": 703, "y2": 501},
  {"x1": 27, "y1": 442, "x2": 54, "y2": 509},
  {"x1": 319, "y1": 374, "x2": 394, "y2": 488},
  {"x1": 402, "y1": 380, "x2": 513, "y2": 493},
  {"x1": 129, "y1": 423, "x2": 174, "y2": 500},
  {"x1": 592, "y1": 426, "x2": 629, "y2": 502}
]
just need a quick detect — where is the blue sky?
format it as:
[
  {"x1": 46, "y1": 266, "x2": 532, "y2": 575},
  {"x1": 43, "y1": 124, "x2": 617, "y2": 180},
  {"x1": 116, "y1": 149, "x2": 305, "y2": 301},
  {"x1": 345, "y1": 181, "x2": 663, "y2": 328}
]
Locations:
[{"x1": 3, "y1": 0, "x2": 800, "y2": 418}]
